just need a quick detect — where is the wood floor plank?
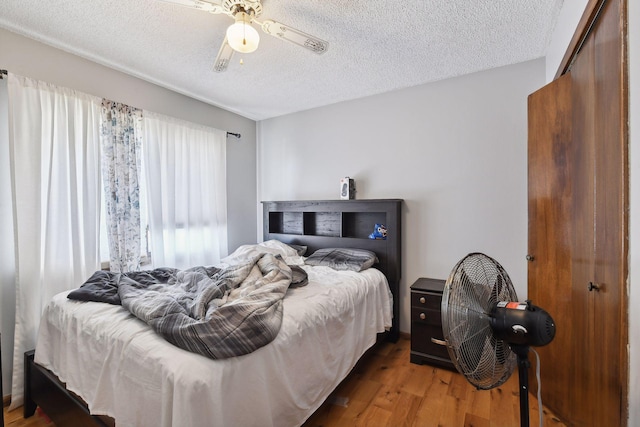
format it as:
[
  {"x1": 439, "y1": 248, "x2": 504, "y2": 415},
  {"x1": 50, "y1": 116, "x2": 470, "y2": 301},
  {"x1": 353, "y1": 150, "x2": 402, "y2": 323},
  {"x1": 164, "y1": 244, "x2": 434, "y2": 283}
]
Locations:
[
  {"x1": 349, "y1": 378, "x2": 383, "y2": 405},
  {"x1": 366, "y1": 354, "x2": 405, "y2": 386},
  {"x1": 3, "y1": 407, "x2": 54, "y2": 427},
  {"x1": 488, "y1": 383, "x2": 519, "y2": 427},
  {"x1": 332, "y1": 398, "x2": 370, "y2": 427},
  {"x1": 464, "y1": 413, "x2": 491, "y2": 427},
  {"x1": 353, "y1": 404, "x2": 392, "y2": 427},
  {"x1": 388, "y1": 391, "x2": 422, "y2": 427},
  {"x1": 447, "y1": 370, "x2": 474, "y2": 401},
  {"x1": 399, "y1": 363, "x2": 432, "y2": 397},
  {"x1": 438, "y1": 394, "x2": 469, "y2": 427},
  {"x1": 415, "y1": 365, "x2": 453, "y2": 421},
  {"x1": 466, "y1": 386, "x2": 491, "y2": 420}
]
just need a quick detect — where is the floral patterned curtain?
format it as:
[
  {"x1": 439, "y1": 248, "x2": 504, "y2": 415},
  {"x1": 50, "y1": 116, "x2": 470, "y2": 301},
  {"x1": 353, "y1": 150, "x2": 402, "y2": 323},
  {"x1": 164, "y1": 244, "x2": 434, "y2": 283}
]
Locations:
[{"x1": 100, "y1": 99, "x2": 142, "y2": 272}]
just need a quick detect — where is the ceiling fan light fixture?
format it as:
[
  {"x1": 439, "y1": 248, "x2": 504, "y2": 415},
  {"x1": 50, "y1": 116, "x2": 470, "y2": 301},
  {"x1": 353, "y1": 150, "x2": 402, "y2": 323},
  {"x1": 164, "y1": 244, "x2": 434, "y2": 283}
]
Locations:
[{"x1": 226, "y1": 11, "x2": 259, "y2": 53}]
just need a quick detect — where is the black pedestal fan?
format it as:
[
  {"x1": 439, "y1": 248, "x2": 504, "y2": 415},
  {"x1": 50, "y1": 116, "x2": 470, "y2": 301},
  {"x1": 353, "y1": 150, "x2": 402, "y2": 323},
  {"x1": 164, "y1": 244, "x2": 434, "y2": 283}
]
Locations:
[{"x1": 441, "y1": 253, "x2": 556, "y2": 427}]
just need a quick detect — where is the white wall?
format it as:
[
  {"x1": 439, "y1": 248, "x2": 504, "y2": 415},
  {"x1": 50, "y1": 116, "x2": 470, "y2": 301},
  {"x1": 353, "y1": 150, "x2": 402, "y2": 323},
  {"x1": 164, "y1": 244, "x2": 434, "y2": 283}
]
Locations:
[
  {"x1": 545, "y1": 0, "x2": 589, "y2": 82},
  {"x1": 0, "y1": 28, "x2": 258, "y2": 398},
  {"x1": 628, "y1": 0, "x2": 639, "y2": 423},
  {"x1": 258, "y1": 58, "x2": 545, "y2": 335}
]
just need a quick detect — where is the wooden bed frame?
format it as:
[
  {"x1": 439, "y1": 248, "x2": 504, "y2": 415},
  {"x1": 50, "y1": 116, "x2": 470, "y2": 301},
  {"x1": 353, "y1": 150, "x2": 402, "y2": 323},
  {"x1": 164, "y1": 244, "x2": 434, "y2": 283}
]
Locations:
[{"x1": 23, "y1": 199, "x2": 402, "y2": 425}]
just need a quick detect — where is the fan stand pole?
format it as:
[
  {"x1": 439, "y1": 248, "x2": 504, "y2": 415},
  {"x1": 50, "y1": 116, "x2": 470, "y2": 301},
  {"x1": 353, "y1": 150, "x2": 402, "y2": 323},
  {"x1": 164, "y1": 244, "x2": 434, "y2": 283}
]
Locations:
[{"x1": 512, "y1": 344, "x2": 531, "y2": 427}]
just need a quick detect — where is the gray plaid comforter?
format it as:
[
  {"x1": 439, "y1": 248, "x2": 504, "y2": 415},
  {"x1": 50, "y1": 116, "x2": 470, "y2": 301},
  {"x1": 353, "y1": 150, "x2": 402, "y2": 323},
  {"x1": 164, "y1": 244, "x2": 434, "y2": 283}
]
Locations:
[{"x1": 68, "y1": 253, "x2": 296, "y2": 359}]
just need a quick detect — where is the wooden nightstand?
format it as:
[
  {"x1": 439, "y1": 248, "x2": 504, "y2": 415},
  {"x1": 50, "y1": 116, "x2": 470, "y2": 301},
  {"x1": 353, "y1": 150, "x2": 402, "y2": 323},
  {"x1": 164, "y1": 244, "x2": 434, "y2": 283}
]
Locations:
[{"x1": 409, "y1": 278, "x2": 455, "y2": 370}]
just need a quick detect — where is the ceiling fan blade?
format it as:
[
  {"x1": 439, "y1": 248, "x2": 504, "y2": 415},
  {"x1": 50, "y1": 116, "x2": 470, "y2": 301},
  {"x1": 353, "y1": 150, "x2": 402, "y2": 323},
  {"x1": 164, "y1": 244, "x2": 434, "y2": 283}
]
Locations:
[
  {"x1": 157, "y1": 0, "x2": 226, "y2": 14},
  {"x1": 213, "y1": 37, "x2": 234, "y2": 72},
  {"x1": 257, "y1": 19, "x2": 328, "y2": 54}
]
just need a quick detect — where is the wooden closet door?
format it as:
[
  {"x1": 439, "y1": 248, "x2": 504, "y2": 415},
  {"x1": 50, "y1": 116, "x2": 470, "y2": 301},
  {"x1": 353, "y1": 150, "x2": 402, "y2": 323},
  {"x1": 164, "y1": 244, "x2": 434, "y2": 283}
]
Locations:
[
  {"x1": 588, "y1": 0, "x2": 627, "y2": 424},
  {"x1": 570, "y1": 30, "x2": 599, "y2": 426},
  {"x1": 528, "y1": 0, "x2": 627, "y2": 425},
  {"x1": 527, "y1": 72, "x2": 573, "y2": 418}
]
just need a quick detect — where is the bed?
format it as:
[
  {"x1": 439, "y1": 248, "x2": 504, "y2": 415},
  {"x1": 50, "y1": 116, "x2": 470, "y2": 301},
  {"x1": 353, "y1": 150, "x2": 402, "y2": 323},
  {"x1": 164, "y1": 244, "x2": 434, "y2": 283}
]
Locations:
[{"x1": 24, "y1": 199, "x2": 402, "y2": 427}]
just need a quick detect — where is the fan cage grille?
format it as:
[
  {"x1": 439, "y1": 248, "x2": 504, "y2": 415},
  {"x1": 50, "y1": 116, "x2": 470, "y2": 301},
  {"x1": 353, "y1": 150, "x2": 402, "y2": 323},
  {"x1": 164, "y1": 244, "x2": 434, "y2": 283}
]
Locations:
[{"x1": 442, "y1": 253, "x2": 519, "y2": 390}]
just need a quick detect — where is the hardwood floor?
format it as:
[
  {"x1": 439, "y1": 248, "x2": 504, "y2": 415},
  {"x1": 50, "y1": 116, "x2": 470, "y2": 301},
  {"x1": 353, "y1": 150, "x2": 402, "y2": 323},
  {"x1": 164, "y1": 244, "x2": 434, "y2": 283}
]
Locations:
[
  {"x1": 304, "y1": 338, "x2": 566, "y2": 427},
  {"x1": 3, "y1": 337, "x2": 566, "y2": 427},
  {"x1": 3, "y1": 407, "x2": 55, "y2": 427}
]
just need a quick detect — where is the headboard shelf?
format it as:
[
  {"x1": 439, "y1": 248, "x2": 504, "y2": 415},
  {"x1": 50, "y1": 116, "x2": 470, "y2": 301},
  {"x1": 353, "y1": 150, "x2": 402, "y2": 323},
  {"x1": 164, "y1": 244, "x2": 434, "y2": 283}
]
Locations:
[
  {"x1": 262, "y1": 199, "x2": 402, "y2": 341},
  {"x1": 266, "y1": 200, "x2": 400, "y2": 239},
  {"x1": 268, "y1": 211, "x2": 389, "y2": 239}
]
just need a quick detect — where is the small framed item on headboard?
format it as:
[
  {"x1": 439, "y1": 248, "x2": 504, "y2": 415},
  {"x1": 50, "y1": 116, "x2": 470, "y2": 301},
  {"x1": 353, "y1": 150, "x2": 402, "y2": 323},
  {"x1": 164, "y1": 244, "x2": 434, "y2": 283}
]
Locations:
[
  {"x1": 262, "y1": 199, "x2": 402, "y2": 341},
  {"x1": 340, "y1": 177, "x2": 356, "y2": 200}
]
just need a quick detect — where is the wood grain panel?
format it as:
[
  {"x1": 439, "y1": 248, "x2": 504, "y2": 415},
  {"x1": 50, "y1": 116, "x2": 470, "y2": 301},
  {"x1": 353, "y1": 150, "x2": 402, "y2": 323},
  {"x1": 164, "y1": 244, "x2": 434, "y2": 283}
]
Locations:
[
  {"x1": 570, "y1": 27, "x2": 598, "y2": 426},
  {"x1": 526, "y1": 72, "x2": 573, "y2": 418},
  {"x1": 591, "y1": 0, "x2": 628, "y2": 424}
]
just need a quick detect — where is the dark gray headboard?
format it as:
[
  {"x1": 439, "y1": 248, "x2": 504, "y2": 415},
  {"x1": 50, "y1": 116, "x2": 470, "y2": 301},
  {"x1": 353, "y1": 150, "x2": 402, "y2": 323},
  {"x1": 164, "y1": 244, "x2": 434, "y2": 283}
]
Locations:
[{"x1": 262, "y1": 199, "x2": 402, "y2": 341}]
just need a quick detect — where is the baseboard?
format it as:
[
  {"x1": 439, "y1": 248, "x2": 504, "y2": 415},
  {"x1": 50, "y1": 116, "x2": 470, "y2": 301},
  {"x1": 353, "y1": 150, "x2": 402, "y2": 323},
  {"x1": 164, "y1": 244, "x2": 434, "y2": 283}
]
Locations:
[
  {"x1": 3, "y1": 394, "x2": 10, "y2": 408},
  {"x1": 399, "y1": 331, "x2": 410, "y2": 340}
]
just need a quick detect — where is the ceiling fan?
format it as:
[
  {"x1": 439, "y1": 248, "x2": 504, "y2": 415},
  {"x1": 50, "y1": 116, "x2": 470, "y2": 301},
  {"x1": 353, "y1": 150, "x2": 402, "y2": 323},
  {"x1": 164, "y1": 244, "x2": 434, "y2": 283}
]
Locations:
[{"x1": 159, "y1": 0, "x2": 329, "y2": 72}]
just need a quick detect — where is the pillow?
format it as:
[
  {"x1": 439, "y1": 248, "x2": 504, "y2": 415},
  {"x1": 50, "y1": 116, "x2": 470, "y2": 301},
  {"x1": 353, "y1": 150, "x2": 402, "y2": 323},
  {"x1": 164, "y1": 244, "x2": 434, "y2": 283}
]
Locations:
[
  {"x1": 287, "y1": 244, "x2": 308, "y2": 256},
  {"x1": 258, "y1": 239, "x2": 300, "y2": 257},
  {"x1": 304, "y1": 248, "x2": 379, "y2": 272},
  {"x1": 222, "y1": 240, "x2": 305, "y2": 266}
]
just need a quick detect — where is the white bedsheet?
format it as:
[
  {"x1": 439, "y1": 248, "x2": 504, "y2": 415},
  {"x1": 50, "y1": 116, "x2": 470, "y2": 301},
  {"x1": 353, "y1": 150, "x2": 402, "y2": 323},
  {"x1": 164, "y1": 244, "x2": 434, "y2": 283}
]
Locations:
[{"x1": 34, "y1": 265, "x2": 393, "y2": 427}]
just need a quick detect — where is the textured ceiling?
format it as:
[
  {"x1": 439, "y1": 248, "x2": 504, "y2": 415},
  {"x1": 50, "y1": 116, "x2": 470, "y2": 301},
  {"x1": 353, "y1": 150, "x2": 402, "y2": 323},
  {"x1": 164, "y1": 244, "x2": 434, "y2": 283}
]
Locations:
[{"x1": 0, "y1": 0, "x2": 563, "y2": 120}]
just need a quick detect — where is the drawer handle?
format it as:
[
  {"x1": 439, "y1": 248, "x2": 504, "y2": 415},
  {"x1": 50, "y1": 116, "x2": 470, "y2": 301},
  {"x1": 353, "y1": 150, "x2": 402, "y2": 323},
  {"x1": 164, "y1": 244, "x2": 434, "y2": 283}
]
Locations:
[
  {"x1": 431, "y1": 338, "x2": 447, "y2": 346},
  {"x1": 419, "y1": 312, "x2": 426, "y2": 320},
  {"x1": 419, "y1": 297, "x2": 426, "y2": 304}
]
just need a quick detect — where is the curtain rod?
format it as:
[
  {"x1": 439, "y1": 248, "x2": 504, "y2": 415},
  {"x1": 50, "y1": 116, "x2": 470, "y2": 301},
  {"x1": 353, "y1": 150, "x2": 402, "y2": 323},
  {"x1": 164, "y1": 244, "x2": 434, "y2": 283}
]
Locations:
[{"x1": 0, "y1": 71, "x2": 239, "y2": 140}]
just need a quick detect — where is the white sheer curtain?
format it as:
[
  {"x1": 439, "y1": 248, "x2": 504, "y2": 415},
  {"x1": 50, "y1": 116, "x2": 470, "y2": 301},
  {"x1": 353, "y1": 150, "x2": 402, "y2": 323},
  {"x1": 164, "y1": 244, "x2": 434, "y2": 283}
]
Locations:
[
  {"x1": 143, "y1": 111, "x2": 228, "y2": 269},
  {"x1": 0, "y1": 75, "x2": 16, "y2": 402},
  {"x1": 6, "y1": 74, "x2": 102, "y2": 408}
]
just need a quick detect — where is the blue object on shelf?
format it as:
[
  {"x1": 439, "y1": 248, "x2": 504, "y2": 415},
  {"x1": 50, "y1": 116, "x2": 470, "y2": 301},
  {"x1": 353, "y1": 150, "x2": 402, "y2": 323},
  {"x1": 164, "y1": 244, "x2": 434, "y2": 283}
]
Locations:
[{"x1": 369, "y1": 223, "x2": 387, "y2": 240}]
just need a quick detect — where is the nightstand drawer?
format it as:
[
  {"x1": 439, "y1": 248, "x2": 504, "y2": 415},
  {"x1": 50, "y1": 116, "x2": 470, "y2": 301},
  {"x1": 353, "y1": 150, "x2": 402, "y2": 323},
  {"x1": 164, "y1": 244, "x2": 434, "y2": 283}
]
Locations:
[
  {"x1": 411, "y1": 307, "x2": 441, "y2": 327},
  {"x1": 410, "y1": 292, "x2": 441, "y2": 310},
  {"x1": 411, "y1": 322, "x2": 450, "y2": 360}
]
